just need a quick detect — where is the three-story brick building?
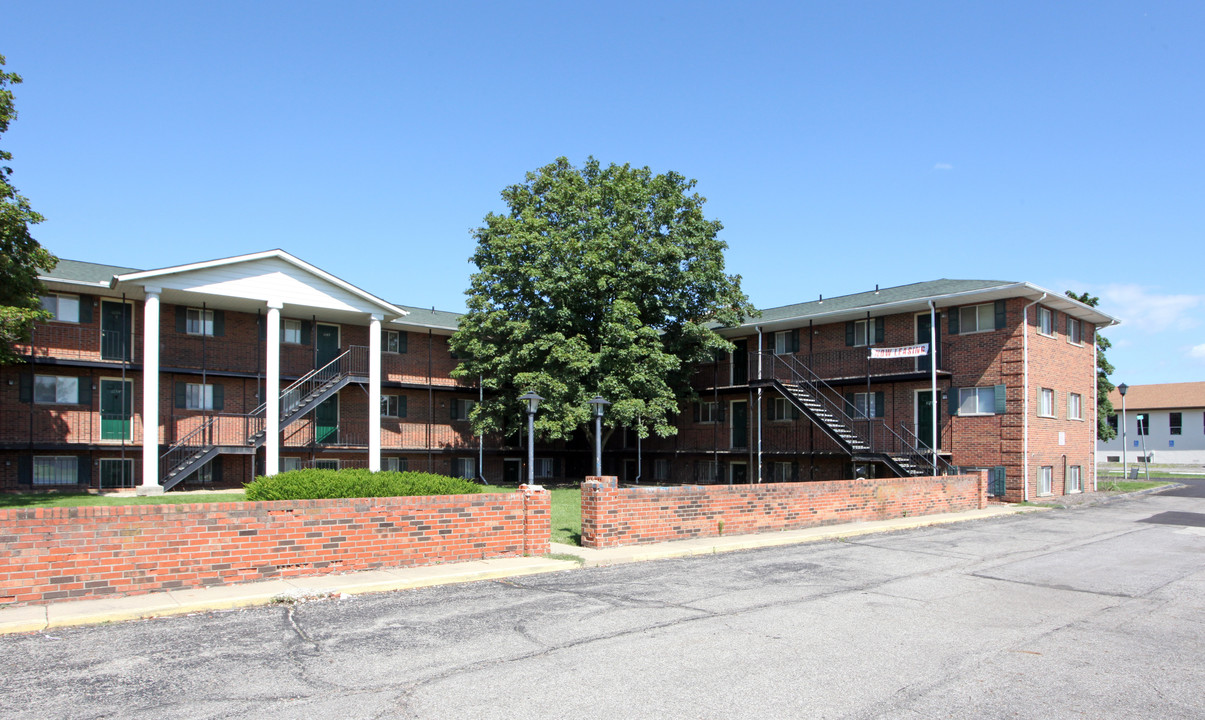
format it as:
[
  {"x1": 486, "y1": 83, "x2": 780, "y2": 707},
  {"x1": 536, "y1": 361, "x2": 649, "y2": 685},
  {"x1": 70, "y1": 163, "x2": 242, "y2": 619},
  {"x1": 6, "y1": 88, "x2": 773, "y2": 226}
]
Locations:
[{"x1": 1, "y1": 254, "x2": 1117, "y2": 503}]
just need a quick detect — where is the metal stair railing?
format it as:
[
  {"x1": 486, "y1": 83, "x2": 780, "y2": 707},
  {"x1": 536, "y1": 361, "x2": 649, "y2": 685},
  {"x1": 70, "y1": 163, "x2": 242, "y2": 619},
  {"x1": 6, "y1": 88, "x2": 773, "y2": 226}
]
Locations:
[
  {"x1": 159, "y1": 345, "x2": 370, "y2": 486},
  {"x1": 761, "y1": 352, "x2": 955, "y2": 476}
]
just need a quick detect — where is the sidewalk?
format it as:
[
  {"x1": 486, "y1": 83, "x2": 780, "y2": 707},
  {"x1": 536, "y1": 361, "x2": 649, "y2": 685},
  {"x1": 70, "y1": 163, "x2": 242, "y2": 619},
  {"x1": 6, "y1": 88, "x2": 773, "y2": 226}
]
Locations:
[{"x1": 0, "y1": 503, "x2": 1041, "y2": 636}]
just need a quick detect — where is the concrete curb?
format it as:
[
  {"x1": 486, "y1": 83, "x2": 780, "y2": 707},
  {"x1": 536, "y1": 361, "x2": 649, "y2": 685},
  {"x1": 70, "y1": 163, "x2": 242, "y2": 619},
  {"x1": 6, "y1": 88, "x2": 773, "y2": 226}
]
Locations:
[{"x1": 0, "y1": 503, "x2": 1059, "y2": 636}]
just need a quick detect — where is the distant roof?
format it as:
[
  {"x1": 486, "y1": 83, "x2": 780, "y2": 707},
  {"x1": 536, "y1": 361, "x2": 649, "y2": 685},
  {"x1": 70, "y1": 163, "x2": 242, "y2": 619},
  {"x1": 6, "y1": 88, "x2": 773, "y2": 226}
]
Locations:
[{"x1": 1107, "y1": 382, "x2": 1205, "y2": 410}]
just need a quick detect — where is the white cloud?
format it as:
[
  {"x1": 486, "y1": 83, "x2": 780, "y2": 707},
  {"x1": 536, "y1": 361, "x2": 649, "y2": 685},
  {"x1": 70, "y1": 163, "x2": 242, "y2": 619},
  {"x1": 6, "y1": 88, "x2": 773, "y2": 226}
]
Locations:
[
  {"x1": 1190, "y1": 343, "x2": 1205, "y2": 360},
  {"x1": 1097, "y1": 284, "x2": 1204, "y2": 333},
  {"x1": 933, "y1": 163, "x2": 953, "y2": 171}
]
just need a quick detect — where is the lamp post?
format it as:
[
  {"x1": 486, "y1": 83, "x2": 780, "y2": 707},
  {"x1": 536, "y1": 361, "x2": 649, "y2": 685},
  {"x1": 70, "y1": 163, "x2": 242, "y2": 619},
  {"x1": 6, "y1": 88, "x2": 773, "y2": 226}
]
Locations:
[
  {"x1": 519, "y1": 391, "x2": 542, "y2": 484},
  {"x1": 587, "y1": 396, "x2": 610, "y2": 477},
  {"x1": 1118, "y1": 383, "x2": 1128, "y2": 481}
]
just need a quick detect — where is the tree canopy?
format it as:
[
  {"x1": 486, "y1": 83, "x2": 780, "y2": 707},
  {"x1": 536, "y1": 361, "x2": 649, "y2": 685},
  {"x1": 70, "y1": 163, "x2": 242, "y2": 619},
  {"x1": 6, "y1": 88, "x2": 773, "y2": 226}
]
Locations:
[
  {"x1": 1066, "y1": 290, "x2": 1116, "y2": 441},
  {"x1": 450, "y1": 157, "x2": 755, "y2": 442},
  {"x1": 0, "y1": 53, "x2": 55, "y2": 365}
]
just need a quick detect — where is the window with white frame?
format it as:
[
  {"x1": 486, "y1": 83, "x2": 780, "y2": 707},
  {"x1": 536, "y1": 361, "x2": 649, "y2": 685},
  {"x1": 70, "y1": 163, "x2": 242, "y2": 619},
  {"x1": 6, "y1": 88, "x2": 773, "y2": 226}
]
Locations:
[
  {"x1": 698, "y1": 401, "x2": 719, "y2": 423},
  {"x1": 280, "y1": 457, "x2": 303, "y2": 472},
  {"x1": 773, "y1": 330, "x2": 794, "y2": 355},
  {"x1": 770, "y1": 397, "x2": 798, "y2": 421},
  {"x1": 34, "y1": 375, "x2": 80, "y2": 404},
  {"x1": 1038, "y1": 307, "x2": 1054, "y2": 336},
  {"x1": 186, "y1": 308, "x2": 215, "y2": 336},
  {"x1": 40, "y1": 294, "x2": 80, "y2": 323},
  {"x1": 34, "y1": 456, "x2": 78, "y2": 485},
  {"x1": 698, "y1": 461, "x2": 719, "y2": 483},
  {"x1": 381, "y1": 395, "x2": 406, "y2": 418},
  {"x1": 853, "y1": 318, "x2": 875, "y2": 347},
  {"x1": 1136, "y1": 413, "x2": 1149, "y2": 435},
  {"x1": 186, "y1": 383, "x2": 215, "y2": 410},
  {"x1": 773, "y1": 462, "x2": 793, "y2": 482},
  {"x1": 1039, "y1": 388, "x2": 1055, "y2": 417},
  {"x1": 959, "y1": 303, "x2": 995, "y2": 334},
  {"x1": 1067, "y1": 317, "x2": 1081, "y2": 345},
  {"x1": 282, "y1": 319, "x2": 303, "y2": 344},
  {"x1": 384, "y1": 330, "x2": 406, "y2": 353},
  {"x1": 959, "y1": 387, "x2": 995, "y2": 416},
  {"x1": 1170, "y1": 412, "x2": 1182, "y2": 436},
  {"x1": 852, "y1": 392, "x2": 877, "y2": 419},
  {"x1": 383, "y1": 457, "x2": 407, "y2": 472},
  {"x1": 653, "y1": 458, "x2": 669, "y2": 481},
  {"x1": 1068, "y1": 393, "x2": 1082, "y2": 420},
  {"x1": 1039, "y1": 466, "x2": 1053, "y2": 495},
  {"x1": 1068, "y1": 465, "x2": 1082, "y2": 493},
  {"x1": 451, "y1": 398, "x2": 475, "y2": 421},
  {"x1": 533, "y1": 458, "x2": 554, "y2": 479},
  {"x1": 453, "y1": 457, "x2": 476, "y2": 479}
]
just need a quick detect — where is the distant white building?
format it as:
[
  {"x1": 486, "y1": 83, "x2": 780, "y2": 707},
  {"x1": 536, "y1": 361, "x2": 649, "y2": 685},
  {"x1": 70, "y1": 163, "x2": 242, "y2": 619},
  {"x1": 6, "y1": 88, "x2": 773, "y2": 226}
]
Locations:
[{"x1": 1097, "y1": 382, "x2": 1205, "y2": 465}]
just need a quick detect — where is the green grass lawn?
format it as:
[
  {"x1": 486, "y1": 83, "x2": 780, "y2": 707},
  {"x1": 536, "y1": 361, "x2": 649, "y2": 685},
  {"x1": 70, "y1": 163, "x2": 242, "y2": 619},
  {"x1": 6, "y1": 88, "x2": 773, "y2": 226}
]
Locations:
[
  {"x1": 480, "y1": 485, "x2": 581, "y2": 546},
  {"x1": 0, "y1": 492, "x2": 247, "y2": 508},
  {"x1": 1099, "y1": 480, "x2": 1172, "y2": 493}
]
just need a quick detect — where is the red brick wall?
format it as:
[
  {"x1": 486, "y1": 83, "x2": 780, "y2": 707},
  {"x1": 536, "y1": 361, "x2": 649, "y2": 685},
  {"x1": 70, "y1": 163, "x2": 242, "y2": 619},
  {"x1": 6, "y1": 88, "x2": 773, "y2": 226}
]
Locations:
[
  {"x1": 0, "y1": 487, "x2": 550, "y2": 606},
  {"x1": 580, "y1": 473, "x2": 987, "y2": 549}
]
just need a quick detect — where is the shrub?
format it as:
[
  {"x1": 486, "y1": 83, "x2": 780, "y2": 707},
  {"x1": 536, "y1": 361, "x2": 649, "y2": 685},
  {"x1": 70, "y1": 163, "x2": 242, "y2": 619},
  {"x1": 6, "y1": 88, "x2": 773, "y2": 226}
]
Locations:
[{"x1": 244, "y1": 469, "x2": 483, "y2": 501}]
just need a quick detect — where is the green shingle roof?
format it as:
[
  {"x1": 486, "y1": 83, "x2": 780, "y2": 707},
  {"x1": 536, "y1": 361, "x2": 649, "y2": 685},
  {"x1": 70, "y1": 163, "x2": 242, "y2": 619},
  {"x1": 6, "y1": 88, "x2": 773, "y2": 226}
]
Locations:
[
  {"x1": 392, "y1": 303, "x2": 464, "y2": 331},
  {"x1": 747, "y1": 279, "x2": 1018, "y2": 325},
  {"x1": 40, "y1": 258, "x2": 141, "y2": 284}
]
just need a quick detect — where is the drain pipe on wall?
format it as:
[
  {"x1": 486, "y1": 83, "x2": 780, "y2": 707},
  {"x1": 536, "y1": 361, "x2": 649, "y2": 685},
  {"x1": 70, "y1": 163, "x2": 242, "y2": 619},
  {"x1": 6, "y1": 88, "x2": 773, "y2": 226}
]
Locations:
[
  {"x1": 1022, "y1": 293, "x2": 1047, "y2": 502},
  {"x1": 927, "y1": 301, "x2": 937, "y2": 475},
  {"x1": 757, "y1": 326, "x2": 764, "y2": 483}
]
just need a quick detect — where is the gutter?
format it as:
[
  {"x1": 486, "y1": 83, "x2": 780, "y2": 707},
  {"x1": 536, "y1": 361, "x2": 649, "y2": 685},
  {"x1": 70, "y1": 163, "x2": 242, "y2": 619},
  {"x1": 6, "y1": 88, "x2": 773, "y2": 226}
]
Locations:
[{"x1": 1022, "y1": 292, "x2": 1047, "y2": 502}]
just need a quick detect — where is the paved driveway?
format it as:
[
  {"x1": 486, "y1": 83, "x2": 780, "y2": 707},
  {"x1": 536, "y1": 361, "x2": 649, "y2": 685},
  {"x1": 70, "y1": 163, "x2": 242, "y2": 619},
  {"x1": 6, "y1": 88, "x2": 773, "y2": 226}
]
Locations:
[{"x1": 2, "y1": 487, "x2": 1203, "y2": 719}]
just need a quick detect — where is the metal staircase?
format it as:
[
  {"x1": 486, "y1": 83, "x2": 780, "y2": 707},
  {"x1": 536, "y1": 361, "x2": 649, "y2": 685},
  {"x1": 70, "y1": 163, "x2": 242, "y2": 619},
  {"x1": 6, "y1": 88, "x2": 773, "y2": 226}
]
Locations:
[
  {"x1": 753, "y1": 352, "x2": 954, "y2": 478},
  {"x1": 159, "y1": 346, "x2": 369, "y2": 490}
]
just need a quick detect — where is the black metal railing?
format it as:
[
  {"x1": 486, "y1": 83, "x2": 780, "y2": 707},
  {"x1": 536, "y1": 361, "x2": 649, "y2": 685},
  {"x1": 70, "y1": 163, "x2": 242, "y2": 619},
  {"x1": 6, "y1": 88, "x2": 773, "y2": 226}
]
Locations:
[{"x1": 760, "y1": 352, "x2": 955, "y2": 476}]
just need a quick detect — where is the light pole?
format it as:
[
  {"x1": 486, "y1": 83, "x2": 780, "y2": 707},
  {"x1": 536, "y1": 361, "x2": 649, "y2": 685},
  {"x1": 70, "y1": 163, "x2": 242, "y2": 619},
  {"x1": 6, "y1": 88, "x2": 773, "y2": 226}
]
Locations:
[
  {"x1": 519, "y1": 391, "x2": 542, "y2": 484},
  {"x1": 587, "y1": 396, "x2": 610, "y2": 477},
  {"x1": 1118, "y1": 383, "x2": 1128, "y2": 482}
]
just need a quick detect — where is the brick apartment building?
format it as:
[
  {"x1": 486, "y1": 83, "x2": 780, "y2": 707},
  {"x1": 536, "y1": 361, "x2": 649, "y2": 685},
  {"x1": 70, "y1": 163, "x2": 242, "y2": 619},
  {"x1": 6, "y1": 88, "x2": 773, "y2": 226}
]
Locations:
[{"x1": 1, "y1": 252, "x2": 1117, "y2": 502}]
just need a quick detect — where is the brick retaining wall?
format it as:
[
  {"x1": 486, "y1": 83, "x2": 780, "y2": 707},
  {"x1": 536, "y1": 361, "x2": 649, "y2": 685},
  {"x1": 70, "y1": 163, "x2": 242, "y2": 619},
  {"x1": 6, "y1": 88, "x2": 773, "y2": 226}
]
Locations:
[
  {"x1": 580, "y1": 474, "x2": 987, "y2": 549},
  {"x1": 0, "y1": 487, "x2": 549, "y2": 606}
]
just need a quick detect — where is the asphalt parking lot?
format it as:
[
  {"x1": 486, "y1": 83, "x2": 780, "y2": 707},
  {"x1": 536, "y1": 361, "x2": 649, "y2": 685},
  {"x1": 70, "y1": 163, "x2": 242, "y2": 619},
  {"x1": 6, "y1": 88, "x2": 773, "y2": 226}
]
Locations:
[{"x1": 2, "y1": 482, "x2": 1203, "y2": 719}]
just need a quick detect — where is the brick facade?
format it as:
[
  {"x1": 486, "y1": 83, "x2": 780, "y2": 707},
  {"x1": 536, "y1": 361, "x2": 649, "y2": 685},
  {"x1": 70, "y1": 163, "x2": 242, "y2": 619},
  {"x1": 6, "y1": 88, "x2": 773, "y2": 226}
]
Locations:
[
  {"x1": 580, "y1": 473, "x2": 987, "y2": 549},
  {"x1": 0, "y1": 487, "x2": 549, "y2": 606}
]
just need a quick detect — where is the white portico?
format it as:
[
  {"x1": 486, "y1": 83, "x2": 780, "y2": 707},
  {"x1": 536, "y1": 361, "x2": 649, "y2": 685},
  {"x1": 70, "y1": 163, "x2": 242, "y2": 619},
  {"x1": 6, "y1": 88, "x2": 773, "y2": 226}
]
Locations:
[{"x1": 112, "y1": 250, "x2": 408, "y2": 493}]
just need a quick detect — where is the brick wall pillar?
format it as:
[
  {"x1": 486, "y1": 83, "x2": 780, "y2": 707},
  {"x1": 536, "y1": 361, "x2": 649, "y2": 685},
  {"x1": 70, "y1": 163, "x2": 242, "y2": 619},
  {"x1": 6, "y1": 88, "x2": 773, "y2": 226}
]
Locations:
[
  {"x1": 581, "y1": 475, "x2": 620, "y2": 549},
  {"x1": 976, "y1": 469, "x2": 988, "y2": 509},
  {"x1": 520, "y1": 484, "x2": 550, "y2": 555}
]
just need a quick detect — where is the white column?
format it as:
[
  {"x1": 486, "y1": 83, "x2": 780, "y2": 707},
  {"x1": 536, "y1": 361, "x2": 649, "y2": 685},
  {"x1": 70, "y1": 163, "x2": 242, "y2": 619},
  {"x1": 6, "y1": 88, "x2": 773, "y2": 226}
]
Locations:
[
  {"x1": 265, "y1": 300, "x2": 282, "y2": 476},
  {"x1": 368, "y1": 314, "x2": 382, "y2": 471},
  {"x1": 138, "y1": 287, "x2": 163, "y2": 494}
]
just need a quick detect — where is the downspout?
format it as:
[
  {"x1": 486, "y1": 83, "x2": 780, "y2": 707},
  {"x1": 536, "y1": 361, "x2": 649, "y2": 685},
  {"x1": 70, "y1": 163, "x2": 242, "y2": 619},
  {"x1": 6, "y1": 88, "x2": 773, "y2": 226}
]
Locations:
[
  {"x1": 1092, "y1": 327, "x2": 1099, "y2": 492},
  {"x1": 477, "y1": 374, "x2": 487, "y2": 485},
  {"x1": 928, "y1": 300, "x2": 937, "y2": 474},
  {"x1": 756, "y1": 326, "x2": 763, "y2": 483},
  {"x1": 1022, "y1": 292, "x2": 1047, "y2": 502}
]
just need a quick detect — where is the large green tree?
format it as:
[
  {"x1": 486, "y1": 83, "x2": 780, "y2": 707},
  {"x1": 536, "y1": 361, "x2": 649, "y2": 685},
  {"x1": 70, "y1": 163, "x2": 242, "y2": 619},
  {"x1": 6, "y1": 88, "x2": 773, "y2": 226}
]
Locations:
[
  {"x1": 451, "y1": 157, "x2": 755, "y2": 443},
  {"x1": 0, "y1": 53, "x2": 55, "y2": 365},
  {"x1": 1066, "y1": 290, "x2": 1116, "y2": 441}
]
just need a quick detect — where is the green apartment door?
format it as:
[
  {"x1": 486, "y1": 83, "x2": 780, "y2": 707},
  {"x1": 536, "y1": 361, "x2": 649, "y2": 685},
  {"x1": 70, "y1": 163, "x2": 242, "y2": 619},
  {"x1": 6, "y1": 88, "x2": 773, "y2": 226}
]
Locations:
[
  {"x1": 916, "y1": 313, "x2": 941, "y2": 373},
  {"x1": 100, "y1": 300, "x2": 133, "y2": 361},
  {"x1": 731, "y1": 339, "x2": 748, "y2": 385},
  {"x1": 916, "y1": 390, "x2": 942, "y2": 451},
  {"x1": 100, "y1": 379, "x2": 132, "y2": 440},
  {"x1": 316, "y1": 323, "x2": 340, "y2": 369},
  {"x1": 731, "y1": 400, "x2": 748, "y2": 449},
  {"x1": 315, "y1": 395, "x2": 338, "y2": 444}
]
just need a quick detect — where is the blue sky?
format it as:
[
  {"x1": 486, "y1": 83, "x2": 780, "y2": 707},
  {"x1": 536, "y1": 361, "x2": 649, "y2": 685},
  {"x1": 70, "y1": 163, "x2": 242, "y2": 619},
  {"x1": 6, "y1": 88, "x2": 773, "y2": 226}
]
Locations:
[{"x1": 3, "y1": 1, "x2": 1202, "y2": 385}]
